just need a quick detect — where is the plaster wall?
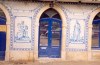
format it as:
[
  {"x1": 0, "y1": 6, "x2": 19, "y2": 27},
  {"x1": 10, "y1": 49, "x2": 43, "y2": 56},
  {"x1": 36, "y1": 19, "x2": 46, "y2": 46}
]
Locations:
[{"x1": 0, "y1": 1, "x2": 100, "y2": 61}]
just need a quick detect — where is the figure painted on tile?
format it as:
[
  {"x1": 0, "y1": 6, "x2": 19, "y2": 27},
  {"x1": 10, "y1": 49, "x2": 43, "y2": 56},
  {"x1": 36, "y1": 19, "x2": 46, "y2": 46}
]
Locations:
[
  {"x1": 15, "y1": 21, "x2": 31, "y2": 42},
  {"x1": 73, "y1": 21, "x2": 81, "y2": 41}
]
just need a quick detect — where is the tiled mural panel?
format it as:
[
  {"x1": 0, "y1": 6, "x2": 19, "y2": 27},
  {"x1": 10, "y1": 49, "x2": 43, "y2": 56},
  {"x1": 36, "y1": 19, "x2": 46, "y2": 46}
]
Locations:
[
  {"x1": 3, "y1": 1, "x2": 45, "y2": 50},
  {"x1": 59, "y1": 4, "x2": 100, "y2": 51}
]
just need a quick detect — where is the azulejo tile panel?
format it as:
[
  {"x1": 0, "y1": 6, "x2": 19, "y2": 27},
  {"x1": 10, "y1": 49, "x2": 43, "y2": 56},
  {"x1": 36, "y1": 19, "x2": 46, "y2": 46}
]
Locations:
[
  {"x1": 58, "y1": 4, "x2": 99, "y2": 51},
  {"x1": 66, "y1": 18, "x2": 88, "y2": 51},
  {"x1": 10, "y1": 16, "x2": 34, "y2": 50},
  {"x1": 69, "y1": 19, "x2": 85, "y2": 44},
  {"x1": 6, "y1": 3, "x2": 45, "y2": 51},
  {"x1": 14, "y1": 16, "x2": 32, "y2": 43}
]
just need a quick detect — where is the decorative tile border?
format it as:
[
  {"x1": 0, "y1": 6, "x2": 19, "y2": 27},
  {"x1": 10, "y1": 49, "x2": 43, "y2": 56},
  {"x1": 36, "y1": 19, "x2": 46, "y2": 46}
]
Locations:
[
  {"x1": 4, "y1": 2, "x2": 45, "y2": 50},
  {"x1": 10, "y1": 16, "x2": 33, "y2": 50},
  {"x1": 58, "y1": 4, "x2": 94, "y2": 51},
  {"x1": 10, "y1": 16, "x2": 34, "y2": 50},
  {"x1": 14, "y1": 16, "x2": 32, "y2": 43},
  {"x1": 69, "y1": 19, "x2": 85, "y2": 44},
  {"x1": 66, "y1": 18, "x2": 88, "y2": 51}
]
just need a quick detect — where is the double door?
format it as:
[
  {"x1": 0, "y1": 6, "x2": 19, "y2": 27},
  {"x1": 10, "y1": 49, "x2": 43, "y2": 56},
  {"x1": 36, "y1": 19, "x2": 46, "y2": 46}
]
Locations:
[{"x1": 38, "y1": 18, "x2": 62, "y2": 58}]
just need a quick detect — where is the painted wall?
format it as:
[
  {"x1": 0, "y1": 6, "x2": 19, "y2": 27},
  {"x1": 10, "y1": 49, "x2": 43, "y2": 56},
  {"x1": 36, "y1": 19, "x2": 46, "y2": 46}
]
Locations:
[{"x1": 0, "y1": 1, "x2": 100, "y2": 61}]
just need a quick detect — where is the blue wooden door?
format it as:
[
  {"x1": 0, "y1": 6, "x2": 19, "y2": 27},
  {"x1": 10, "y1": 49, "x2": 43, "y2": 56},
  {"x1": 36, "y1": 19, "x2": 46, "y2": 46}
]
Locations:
[
  {"x1": 0, "y1": 17, "x2": 6, "y2": 60},
  {"x1": 0, "y1": 32, "x2": 6, "y2": 60},
  {"x1": 38, "y1": 18, "x2": 62, "y2": 58}
]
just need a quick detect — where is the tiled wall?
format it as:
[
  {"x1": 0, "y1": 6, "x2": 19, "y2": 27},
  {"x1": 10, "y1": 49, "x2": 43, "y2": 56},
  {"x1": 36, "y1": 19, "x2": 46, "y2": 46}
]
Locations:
[
  {"x1": 0, "y1": 1, "x2": 100, "y2": 61},
  {"x1": 59, "y1": 4, "x2": 100, "y2": 51},
  {"x1": 3, "y1": 1, "x2": 45, "y2": 51},
  {"x1": 2, "y1": 1, "x2": 100, "y2": 51}
]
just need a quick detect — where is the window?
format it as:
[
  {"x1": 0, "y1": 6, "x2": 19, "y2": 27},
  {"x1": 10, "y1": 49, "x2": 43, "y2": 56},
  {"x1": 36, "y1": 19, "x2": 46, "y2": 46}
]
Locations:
[{"x1": 92, "y1": 12, "x2": 100, "y2": 49}]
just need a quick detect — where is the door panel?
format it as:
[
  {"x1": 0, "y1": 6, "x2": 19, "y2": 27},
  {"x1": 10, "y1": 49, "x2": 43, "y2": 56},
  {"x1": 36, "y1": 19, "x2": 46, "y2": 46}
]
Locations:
[
  {"x1": 0, "y1": 32, "x2": 6, "y2": 60},
  {"x1": 52, "y1": 21, "x2": 61, "y2": 46},
  {"x1": 49, "y1": 19, "x2": 61, "y2": 58},
  {"x1": 40, "y1": 22, "x2": 48, "y2": 46},
  {"x1": 92, "y1": 24, "x2": 99, "y2": 47},
  {"x1": 39, "y1": 21, "x2": 49, "y2": 57},
  {"x1": 38, "y1": 18, "x2": 61, "y2": 58}
]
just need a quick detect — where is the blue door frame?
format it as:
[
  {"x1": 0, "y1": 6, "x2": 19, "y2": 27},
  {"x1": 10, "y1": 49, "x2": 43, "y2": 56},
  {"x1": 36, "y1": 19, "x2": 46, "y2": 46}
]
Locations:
[{"x1": 38, "y1": 18, "x2": 62, "y2": 58}]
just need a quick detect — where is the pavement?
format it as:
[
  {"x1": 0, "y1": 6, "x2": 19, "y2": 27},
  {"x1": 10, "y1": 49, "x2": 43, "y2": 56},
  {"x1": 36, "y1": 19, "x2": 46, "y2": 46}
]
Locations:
[{"x1": 1, "y1": 60, "x2": 100, "y2": 65}]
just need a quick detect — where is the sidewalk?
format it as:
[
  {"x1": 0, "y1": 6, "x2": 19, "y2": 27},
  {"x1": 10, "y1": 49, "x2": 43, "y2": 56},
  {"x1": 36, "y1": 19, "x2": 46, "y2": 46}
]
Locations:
[{"x1": 1, "y1": 61, "x2": 100, "y2": 65}]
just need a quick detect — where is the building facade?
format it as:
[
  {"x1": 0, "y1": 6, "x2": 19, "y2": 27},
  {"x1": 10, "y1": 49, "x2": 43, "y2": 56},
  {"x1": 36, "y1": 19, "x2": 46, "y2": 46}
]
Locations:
[{"x1": 0, "y1": 0, "x2": 100, "y2": 61}]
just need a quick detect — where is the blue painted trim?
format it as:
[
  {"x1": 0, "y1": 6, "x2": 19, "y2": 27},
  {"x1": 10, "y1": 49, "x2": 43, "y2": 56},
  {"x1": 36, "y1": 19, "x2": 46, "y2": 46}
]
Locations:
[
  {"x1": 48, "y1": 18, "x2": 51, "y2": 47},
  {"x1": 0, "y1": 16, "x2": 6, "y2": 25},
  {"x1": 93, "y1": 19, "x2": 100, "y2": 24},
  {"x1": 92, "y1": 47, "x2": 100, "y2": 50},
  {"x1": 99, "y1": 24, "x2": 100, "y2": 48}
]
